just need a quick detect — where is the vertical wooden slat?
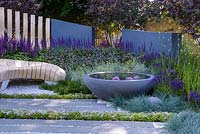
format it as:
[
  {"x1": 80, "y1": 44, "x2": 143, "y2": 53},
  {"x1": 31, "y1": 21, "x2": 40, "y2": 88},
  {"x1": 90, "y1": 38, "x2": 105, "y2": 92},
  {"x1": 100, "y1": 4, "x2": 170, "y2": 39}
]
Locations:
[
  {"x1": 23, "y1": 13, "x2": 28, "y2": 41},
  {"x1": 45, "y1": 18, "x2": 50, "y2": 49},
  {"x1": 30, "y1": 15, "x2": 35, "y2": 48},
  {"x1": 15, "y1": 11, "x2": 20, "y2": 40},
  {"x1": 38, "y1": 16, "x2": 43, "y2": 49},
  {"x1": 7, "y1": 9, "x2": 12, "y2": 38},
  {"x1": 0, "y1": 7, "x2": 5, "y2": 37}
]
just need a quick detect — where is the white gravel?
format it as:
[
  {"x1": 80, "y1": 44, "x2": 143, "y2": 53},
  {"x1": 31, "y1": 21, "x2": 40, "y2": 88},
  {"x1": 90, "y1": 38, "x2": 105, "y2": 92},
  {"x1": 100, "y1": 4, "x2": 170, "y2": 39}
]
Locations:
[
  {"x1": 0, "y1": 85, "x2": 55, "y2": 95},
  {"x1": 0, "y1": 80, "x2": 56, "y2": 95}
]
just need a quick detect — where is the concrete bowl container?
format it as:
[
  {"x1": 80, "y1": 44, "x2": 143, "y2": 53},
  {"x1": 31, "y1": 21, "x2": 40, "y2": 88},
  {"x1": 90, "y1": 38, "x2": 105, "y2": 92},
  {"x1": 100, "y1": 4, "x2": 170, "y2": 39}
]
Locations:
[{"x1": 83, "y1": 72, "x2": 155, "y2": 100}]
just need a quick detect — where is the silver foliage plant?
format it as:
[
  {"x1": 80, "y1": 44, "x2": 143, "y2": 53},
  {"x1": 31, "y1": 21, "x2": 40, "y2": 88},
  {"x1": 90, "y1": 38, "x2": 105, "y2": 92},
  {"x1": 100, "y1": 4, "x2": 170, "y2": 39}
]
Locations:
[
  {"x1": 70, "y1": 59, "x2": 150, "y2": 84},
  {"x1": 166, "y1": 111, "x2": 200, "y2": 134}
]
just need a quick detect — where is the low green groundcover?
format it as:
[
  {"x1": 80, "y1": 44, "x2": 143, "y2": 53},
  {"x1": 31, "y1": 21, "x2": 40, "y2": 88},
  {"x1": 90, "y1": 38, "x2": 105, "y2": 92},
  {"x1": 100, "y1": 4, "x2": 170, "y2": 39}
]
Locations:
[
  {"x1": 0, "y1": 110, "x2": 173, "y2": 122},
  {"x1": 40, "y1": 80, "x2": 91, "y2": 95},
  {"x1": 0, "y1": 93, "x2": 96, "y2": 99}
]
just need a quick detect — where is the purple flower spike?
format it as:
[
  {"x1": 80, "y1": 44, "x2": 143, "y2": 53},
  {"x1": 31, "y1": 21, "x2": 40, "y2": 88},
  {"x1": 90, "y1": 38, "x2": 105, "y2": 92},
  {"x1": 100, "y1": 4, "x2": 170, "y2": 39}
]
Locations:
[
  {"x1": 133, "y1": 75, "x2": 140, "y2": 80},
  {"x1": 112, "y1": 76, "x2": 120, "y2": 80},
  {"x1": 189, "y1": 91, "x2": 200, "y2": 102},
  {"x1": 126, "y1": 77, "x2": 134, "y2": 80},
  {"x1": 170, "y1": 79, "x2": 184, "y2": 90}
]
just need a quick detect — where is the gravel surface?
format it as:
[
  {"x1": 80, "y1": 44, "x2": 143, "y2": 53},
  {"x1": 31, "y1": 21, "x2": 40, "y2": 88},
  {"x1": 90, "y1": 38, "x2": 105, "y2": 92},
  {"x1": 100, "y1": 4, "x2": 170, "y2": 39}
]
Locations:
[
  {"x1": 0, "y1": 85, "x2": 55, "y2": 95},
  {"x1": 0, "y1": 80, "x2": 55, "y2": 95}
]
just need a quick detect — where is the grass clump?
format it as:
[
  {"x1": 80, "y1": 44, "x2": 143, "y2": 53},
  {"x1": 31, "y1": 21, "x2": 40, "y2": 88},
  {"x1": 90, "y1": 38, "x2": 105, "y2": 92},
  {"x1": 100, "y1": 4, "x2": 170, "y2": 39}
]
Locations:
[
  {"x1": 110, "y1": 94, "x2": 188, "y2": 113},
  {"x1": 166, "y1": 111, "x2": 200, "y2": 134},
  {"x1": 0, "y1": 110, "x2": 173, "y2": 122}
]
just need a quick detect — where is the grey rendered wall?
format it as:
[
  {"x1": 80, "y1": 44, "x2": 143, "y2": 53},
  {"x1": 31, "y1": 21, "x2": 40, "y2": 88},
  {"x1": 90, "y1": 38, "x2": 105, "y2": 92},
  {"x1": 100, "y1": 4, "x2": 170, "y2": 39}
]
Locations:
[
  {"x1": 122, "y1": 29, "x2": 182, "y2": 56},
  {"x1": 51, "y1": 19, "x2": 94, "y2": 48}
]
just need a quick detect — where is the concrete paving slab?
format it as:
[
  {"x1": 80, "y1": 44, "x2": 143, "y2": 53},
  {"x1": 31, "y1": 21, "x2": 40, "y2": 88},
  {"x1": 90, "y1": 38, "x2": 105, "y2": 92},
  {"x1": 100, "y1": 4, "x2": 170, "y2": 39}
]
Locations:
[
  {"x1": 0, "y1": 99, "x2": 167, "y2": 134},
  {"x1": 0, "y1": 99, "x2": 126, "y2": 113},
  {"x1": 0, "y1": 119, "x2": 166, "y2": 134}
]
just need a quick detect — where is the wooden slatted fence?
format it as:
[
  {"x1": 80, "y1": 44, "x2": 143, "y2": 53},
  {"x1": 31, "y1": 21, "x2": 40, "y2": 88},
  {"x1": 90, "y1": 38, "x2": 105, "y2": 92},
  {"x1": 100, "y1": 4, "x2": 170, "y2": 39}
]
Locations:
[{"x1": 0, "y1": 7, "x2": 50, "y2": 49}]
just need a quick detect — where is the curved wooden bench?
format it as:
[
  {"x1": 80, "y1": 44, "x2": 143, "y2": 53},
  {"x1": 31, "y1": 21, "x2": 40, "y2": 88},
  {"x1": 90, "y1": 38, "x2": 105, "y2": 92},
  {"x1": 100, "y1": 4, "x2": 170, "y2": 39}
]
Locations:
[{"x1": 0, "y1": 59, "x2": 66, "y2": 90}]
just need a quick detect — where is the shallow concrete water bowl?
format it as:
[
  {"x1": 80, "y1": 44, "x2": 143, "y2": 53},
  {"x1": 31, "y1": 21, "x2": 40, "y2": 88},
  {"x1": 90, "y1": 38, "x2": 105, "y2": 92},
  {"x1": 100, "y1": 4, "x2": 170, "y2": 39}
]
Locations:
[{"x1": 83, "y1": 72, "x2": 155, "y2": 100}]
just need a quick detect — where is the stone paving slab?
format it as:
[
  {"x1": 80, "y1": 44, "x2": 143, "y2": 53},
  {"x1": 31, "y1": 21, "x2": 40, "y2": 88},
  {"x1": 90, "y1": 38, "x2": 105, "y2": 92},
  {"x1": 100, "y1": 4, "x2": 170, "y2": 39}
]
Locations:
[
  {"x1": 0, "y1": 99, "x2": 125, "y2": 113},
  {"x1": 0, "y1": 119, "x2": 166, "y2": 134}
]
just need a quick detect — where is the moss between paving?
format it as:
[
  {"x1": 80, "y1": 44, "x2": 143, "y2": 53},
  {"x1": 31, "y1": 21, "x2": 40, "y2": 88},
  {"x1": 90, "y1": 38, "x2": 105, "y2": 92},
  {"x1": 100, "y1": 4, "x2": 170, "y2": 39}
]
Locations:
[
  {"x1": 0, "y1": 93, "x2": 96, "y2": 99},
  {"x1": 0, "y1": 110, "x2": 174, "y2": 122}
]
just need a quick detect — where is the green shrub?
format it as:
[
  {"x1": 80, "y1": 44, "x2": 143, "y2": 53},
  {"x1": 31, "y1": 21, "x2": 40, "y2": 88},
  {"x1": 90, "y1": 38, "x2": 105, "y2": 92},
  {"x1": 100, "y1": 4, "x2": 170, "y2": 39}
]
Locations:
[
  {"x1": 166, "y1": 111, "x2": 200, "y2": 134},
  {"x1": 4, "y1": 52, "x2": 35, "y2": 61},
  {"x1": 40, "y1": 80, "x2": 91, "y2": 95},
  {"x1": 38, "y1": 47, "x2": 135, "y2": 73},
  {"x1": 4, "y1": 51, "x2": 46, "y2": 62},
  {"x1": 110, "y1": 94, "x2": 189, "y2": 113}
]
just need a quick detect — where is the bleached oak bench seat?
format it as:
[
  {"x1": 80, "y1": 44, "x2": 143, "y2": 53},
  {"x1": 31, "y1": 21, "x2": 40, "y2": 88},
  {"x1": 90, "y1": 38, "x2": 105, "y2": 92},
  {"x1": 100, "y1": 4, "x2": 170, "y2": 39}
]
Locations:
[{"x1": 0, "y1": 59, "x2": 66, "y2": 90}]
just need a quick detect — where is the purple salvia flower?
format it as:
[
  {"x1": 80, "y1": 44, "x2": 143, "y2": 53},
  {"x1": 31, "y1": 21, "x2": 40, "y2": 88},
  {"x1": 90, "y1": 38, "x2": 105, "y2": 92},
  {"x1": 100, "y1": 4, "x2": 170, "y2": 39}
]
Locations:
[
  {"x1": 170, "y1": 69, "x2": 178, "y2": 77},
  {"x1": 190, "y1": 91, "x2": 200, "y2": 102},
  {"x1": 41, "y1": 39, "x2": 47, "y2": 49},
  {"x1": 170, "y1": 79, "x2": 184, "y2": 90}
]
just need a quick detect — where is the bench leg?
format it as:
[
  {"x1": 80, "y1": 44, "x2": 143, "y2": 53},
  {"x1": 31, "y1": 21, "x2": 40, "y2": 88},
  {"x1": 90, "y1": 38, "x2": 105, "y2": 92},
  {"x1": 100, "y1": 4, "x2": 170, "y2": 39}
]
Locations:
[
  {"x1": 1, "y1": 80, "x2": 10, "y2": 90},
  {"x1": 44, "y1": 81, "x2": 58, "y2": 85}
]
